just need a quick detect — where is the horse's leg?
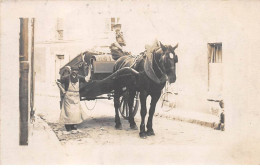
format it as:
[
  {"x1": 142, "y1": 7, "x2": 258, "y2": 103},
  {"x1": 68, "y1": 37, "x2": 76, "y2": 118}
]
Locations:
[
  {"x1": 139, "y1": 91, "x2": 148, "y2": 138},
  {"x1": 146, "y1": 92, "x2": 161, "y2": 136},
  {"x1": 128, "y1": 90, "x2": 138, "y2": 130},
  {"x1": 114, "y1": 89, "x2": 122, "y2": 130}
]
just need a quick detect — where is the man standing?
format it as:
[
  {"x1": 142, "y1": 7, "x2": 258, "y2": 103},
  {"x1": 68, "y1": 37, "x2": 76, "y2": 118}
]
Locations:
[
  {"x1": 110, "y1": 24, "x2": 130, "y2": 60},
  {"x1": 57, "y1": 66, "x2": 91, "y2": 133}
]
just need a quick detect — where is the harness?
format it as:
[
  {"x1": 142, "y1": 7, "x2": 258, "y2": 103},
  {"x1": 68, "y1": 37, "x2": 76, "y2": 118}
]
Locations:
[
  {"x1": 144, "y1": 47, "x2": 166, "y2": 84},
  {"x1": 114, "y1": 46, "x2": 167, "y2": 85},
  {"x1": 117, "y1": 55, "x2": 141, "y2": 70},
  {"x1": 153, "y1": 50, "x2": 166, "y2": 77}
]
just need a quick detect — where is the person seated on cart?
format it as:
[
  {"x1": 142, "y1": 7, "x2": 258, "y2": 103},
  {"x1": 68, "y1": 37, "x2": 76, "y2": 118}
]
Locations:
[
  {"x1": 109, "y1": 24, "x2": 131, "y2": 61},
  {"x1": 56, "y1": 66, "x2": 91, "y2": 133}
]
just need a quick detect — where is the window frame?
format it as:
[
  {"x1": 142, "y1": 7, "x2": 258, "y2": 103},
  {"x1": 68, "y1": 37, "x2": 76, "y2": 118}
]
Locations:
[{"x1": 208, "y1": 43, "x2": 222, "y2": 63}]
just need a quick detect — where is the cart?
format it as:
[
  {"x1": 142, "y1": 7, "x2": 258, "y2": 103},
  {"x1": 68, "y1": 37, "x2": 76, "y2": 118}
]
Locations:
[{"x1": 59, "y1": 51, "x2": 139, "y2": 119}]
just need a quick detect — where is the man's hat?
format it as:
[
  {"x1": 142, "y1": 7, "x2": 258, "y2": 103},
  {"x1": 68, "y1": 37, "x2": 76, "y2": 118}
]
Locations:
[{"x1": 65, "y1": 66, "x2": 71, "y2": 72}]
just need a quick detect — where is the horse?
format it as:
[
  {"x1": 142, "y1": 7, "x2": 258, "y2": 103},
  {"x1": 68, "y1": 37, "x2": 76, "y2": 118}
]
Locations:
[{"x1": 113, "y1": 41, "x2": 178, "y2": 138}]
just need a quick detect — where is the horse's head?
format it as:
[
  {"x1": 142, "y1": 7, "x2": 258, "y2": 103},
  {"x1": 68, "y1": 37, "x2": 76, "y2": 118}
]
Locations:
[{"x1": 155, "y1": 42, "x2": 178, "y2": 83}]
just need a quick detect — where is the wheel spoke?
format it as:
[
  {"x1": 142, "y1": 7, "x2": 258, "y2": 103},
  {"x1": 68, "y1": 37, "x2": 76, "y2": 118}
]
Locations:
[
  {"x1": 122, "y1": 100, "x2": 126, "y2": 116},
  {"x1": 126, "y1": 103, "x2": 129, "y2": 117},
  {"x1": 119, "y1": 92, "x2": 139, "y2": 119},
  {"x1": 120, "y1": 97, "x2": 124, "y2": 112},
  {"x1": 120, "y1": 97, "x2": 123, "y2": 106}
]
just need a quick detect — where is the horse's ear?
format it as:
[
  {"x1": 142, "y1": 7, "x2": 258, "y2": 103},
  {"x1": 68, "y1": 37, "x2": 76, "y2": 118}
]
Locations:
[
  {"x1": 159, "y1": 41, "x2": 167, "y2": 52},
  {"x1": 172, "y1": 43, "x2": 178, "y2": 51}
]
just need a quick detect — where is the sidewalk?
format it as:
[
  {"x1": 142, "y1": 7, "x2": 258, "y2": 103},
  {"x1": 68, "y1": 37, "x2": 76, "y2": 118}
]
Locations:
[
  {"x1": 98, "y1": 96, "x2": 221, "y2": 129},
  {"x1": 155, "y1": 99, "x2": 221, "y2": 129},
  {"x1": 17, "y1": 115, "x2": 67, "y2": 164}
]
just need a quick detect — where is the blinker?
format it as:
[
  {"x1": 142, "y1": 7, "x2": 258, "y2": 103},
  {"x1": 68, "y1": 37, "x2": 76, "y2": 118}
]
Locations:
[{"x1": 169, "y1": 53, "x2": 174, "y2": 59}]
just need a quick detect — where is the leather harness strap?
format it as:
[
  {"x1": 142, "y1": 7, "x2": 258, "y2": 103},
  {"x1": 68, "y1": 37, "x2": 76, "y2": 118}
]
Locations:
[{"x1": 144, "y1": 47, "x2": 166, "y2": 84}]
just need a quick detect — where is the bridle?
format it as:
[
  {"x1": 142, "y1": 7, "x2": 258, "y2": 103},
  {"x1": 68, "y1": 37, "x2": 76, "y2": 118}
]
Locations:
[
  {"x1": 152, "y1": 48, "x2": 166, "y2": 78},
  {"x1": 153, "y1": 46, "x2": 177, "y2": 80}
]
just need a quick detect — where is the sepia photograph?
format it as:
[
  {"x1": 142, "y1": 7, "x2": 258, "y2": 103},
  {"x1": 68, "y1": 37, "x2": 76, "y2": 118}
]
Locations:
[{"x1": 0, "y1": 0, "x2": 260, "y2": 165}]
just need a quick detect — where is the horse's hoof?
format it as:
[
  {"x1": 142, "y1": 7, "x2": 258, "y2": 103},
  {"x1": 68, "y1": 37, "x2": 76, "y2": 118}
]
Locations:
[
  {"x1": 115, "y1": 124, "x2": 122, "y2": 130},
  {"x1": 130, "y1": 124, "x2": 138, "y2": 130},
  {"x1": 146, "y1": 130, "x2": 155, "y2": 136},
  {"x1": 139, "y1": 132, "x2": 147, "y2": 139}
]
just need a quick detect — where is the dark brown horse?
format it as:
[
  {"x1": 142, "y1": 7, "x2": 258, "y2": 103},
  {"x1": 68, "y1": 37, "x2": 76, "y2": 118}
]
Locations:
[{"x1": 113, "y1": 41, "x2": 178, "y2": 138}]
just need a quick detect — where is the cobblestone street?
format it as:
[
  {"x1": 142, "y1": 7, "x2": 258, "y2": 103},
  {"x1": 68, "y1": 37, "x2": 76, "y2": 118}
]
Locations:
[{"x1": 37, "y1": 95, "x2": 242, "y2": 164}]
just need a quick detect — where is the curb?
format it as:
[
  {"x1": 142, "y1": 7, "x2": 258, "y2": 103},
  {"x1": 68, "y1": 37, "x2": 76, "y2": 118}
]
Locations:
[
  {"x1": 154, "y1": 111, "x2": 218, "y2": 129},
  {"x1": 23, "y1": 115, "x2": 69, "y2": 164},
  {"x1": 36, "y1": 115, "x2": 61, "y2": 140},
  {"x1": 33, "y1": 115, "x2": 65, "y2": 149}
]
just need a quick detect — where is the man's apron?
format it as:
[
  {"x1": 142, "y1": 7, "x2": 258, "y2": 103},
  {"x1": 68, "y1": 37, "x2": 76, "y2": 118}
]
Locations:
[{"x1": 60, "y1": 79, "x2": 87, "y2": 124}]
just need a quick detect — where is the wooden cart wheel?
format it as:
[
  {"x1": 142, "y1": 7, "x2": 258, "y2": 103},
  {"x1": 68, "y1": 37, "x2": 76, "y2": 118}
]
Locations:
[{"x1": 119, "y1": 92, "x2": 139, "y2": 120}]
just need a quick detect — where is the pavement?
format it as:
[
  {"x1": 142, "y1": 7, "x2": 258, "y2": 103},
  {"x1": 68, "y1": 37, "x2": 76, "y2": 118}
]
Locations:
[
  {"x1": 26, "y1": 115, "x2": 68, "y2": 164},
  {"x1": 154, "y1": 107, "x2": 220, "y2": 129},
  {"x1": 25, "y1": 93, "x2": 211, "y2": 163},
  {"x1": 8, "y1": 93, "x2": 258, "y2": 165},
  {"x1": 154, "y1": 93, "x2": 222, "y2": 129},
  {"x1": 0, "y1": 115, "x2": 68, "y2": 165}
]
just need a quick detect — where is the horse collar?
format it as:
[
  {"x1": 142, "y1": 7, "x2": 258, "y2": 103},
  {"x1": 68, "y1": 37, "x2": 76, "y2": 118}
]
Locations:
[{"x1": 144, "y1": 51, "x2": 166, "y2": 84}]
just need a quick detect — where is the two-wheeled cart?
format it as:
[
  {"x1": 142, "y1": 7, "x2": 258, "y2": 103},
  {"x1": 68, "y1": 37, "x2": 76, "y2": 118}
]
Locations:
[{"x1": 59, "y1": 51, "x2": 139, "y2": 119}]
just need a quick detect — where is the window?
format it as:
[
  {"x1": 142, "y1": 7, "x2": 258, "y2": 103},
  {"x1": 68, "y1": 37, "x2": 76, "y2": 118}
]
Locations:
[
  {"x1": 57, "y1": 30, "x2": 63, "y2": 40},
  {"x1": 56, "y1": 54, "x2": 64, "y2": 60},
  {"x1": 110, "y1": 17, "x2": 120, "y2": 31},
  {"x1": 56, "y1": 18, "x2": 64, "y2": 40},
  {"x1": 208, "y1": 43, "x2": 222, "y2": 63}
]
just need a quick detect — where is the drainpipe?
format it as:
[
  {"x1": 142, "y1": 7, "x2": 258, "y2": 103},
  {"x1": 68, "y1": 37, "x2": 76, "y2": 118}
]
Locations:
[{"x1": 19, "y1": 18, "x2": 29, "y2": 145}]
